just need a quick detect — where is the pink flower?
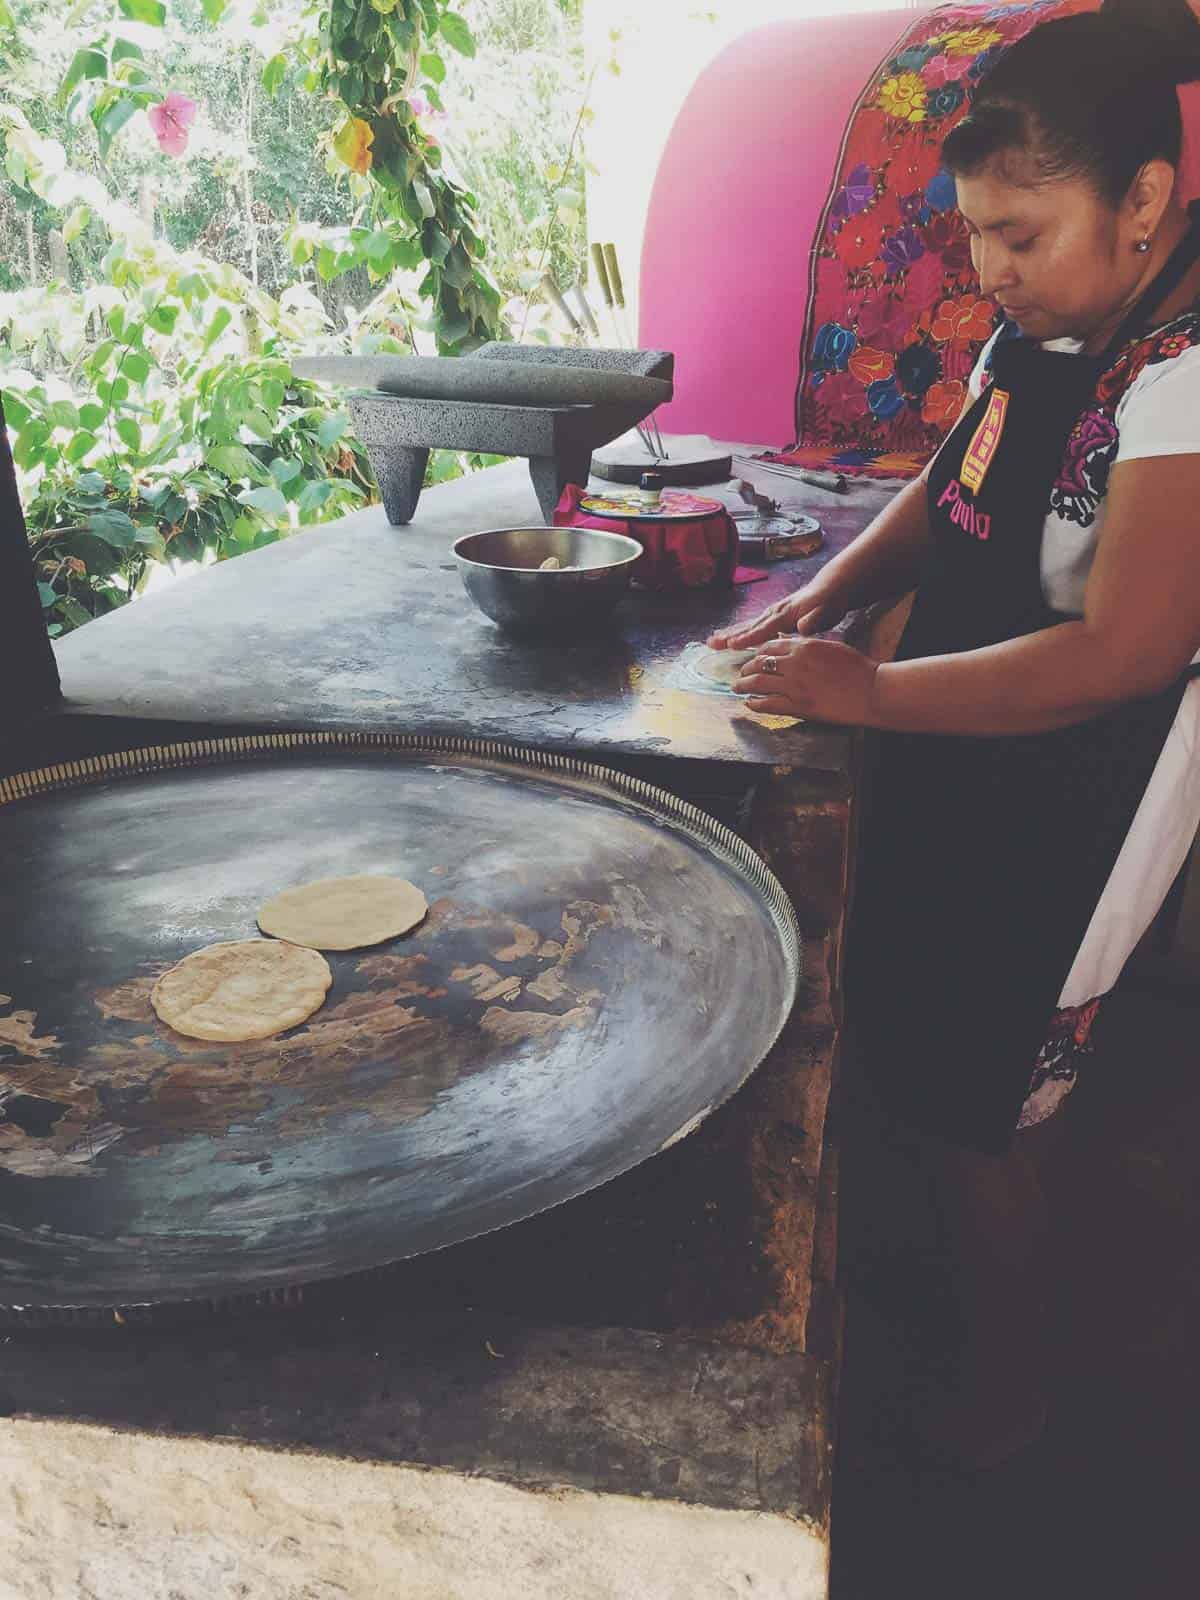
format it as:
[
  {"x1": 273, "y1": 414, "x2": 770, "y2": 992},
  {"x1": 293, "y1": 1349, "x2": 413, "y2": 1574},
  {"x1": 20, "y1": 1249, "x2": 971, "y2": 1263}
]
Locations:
[
  {"x1": 148, "y1": 92, "x2": 197, "y2": 158},
  {"x1": 922, "y1": 53, "x2": 972, "y2": 87},
  {"x1": 406, "y1": 94, "x2": 446, "y2": 147}
]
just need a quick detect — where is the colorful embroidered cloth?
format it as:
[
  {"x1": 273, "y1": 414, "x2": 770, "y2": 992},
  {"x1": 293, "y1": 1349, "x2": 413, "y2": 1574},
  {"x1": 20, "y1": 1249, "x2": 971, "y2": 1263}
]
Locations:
[{"x1": 756, "y1": 0, "x2": 1095, "y2": 482}]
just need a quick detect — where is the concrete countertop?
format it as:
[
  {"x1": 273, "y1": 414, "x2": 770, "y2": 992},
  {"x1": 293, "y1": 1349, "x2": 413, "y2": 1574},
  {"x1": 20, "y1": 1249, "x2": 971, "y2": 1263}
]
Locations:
[{"x1": 51, "y1": 454, "x2": 892, "y2": 772}]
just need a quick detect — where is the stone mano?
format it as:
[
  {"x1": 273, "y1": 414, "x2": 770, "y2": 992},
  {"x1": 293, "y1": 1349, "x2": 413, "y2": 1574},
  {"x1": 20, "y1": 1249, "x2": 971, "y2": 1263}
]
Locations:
[{"x1": 295, "y1": 342, "x2": 674, "y2": 525}]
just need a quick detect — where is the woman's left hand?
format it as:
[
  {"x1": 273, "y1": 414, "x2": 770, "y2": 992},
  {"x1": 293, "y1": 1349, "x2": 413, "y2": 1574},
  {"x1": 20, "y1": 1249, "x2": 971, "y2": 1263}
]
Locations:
[{"x1": 735, "y1": 636, "x2": 881, "y2": 725}]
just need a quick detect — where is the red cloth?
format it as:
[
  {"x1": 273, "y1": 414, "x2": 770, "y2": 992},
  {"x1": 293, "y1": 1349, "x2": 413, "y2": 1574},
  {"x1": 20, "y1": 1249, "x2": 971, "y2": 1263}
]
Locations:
[
  {"x1": 553, "y1": 484, "x2": 764, "y2": 589},
  {"x1": 794, "y1": 0, "x2": 1091, "y2": 462}
]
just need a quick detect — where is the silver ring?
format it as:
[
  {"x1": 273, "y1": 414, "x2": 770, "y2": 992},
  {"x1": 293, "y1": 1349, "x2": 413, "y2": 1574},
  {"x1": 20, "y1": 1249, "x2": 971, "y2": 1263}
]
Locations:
[{"x1": 763, "y1": 656, "x2": 779, "y2": 675}]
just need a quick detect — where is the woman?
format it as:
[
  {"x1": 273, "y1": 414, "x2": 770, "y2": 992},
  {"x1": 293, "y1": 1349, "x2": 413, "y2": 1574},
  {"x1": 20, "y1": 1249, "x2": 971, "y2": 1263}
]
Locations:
[{"x1": 710, "y1": 3, "x2": 1200, "y2": 1467}]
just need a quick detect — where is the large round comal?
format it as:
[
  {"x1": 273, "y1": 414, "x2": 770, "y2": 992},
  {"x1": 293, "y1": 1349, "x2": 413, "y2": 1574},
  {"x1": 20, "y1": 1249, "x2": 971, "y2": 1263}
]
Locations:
[{"x1": 0, "y1": 736, "x2": 800, "y2": 1318}]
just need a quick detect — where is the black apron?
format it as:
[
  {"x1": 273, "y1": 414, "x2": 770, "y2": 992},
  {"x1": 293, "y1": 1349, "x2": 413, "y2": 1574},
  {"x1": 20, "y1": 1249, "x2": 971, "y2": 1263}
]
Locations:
[{"x1": 846, "y1": 212, "x2": 1200, "y2": 1154}]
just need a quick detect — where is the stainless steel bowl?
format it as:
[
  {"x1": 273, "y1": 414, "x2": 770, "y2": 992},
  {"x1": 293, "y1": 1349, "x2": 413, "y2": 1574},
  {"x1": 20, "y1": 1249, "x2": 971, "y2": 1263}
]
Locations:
[{"x1": 453, "y1": 525, "x2": 642, "y2": 632}]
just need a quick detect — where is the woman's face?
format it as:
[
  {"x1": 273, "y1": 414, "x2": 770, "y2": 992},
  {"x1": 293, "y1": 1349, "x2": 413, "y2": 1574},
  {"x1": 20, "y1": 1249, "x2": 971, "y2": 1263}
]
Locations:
[{"x1": 956, "y1": 165, "x2": 1132, "y2": 342}]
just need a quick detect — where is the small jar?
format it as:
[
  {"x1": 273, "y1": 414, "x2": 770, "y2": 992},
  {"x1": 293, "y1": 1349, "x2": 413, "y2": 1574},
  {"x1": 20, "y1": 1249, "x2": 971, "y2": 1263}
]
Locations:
[{"x1": 637, "y1": 471, "x2": 664, "y2": 512}]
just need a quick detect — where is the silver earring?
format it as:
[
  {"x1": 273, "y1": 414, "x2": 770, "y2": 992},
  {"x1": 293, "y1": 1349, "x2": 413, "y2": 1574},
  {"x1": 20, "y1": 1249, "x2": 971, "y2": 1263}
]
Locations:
[{"x1": 1136, "y1": 236, "x2": 1152, "y2": 253}]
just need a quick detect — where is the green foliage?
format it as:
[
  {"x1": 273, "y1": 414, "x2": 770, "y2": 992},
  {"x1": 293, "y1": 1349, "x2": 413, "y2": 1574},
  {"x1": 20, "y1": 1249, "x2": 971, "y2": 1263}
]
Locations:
[
  {"x1": 0, "y1": 0, "x2": 585, "y2": 638},
  {"x1": 0, "y1": 91, "x2": 376, "y2": 636},
  {"x1": 307, "y1": 0, "x2": 504, "y2": 354}
]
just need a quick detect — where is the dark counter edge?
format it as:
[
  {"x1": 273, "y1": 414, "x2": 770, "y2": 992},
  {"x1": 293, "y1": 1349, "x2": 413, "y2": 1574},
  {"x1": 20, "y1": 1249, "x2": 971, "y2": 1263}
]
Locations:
[{"x1": 0, "y1": 1322, "x2": 832, "y2": 1527}]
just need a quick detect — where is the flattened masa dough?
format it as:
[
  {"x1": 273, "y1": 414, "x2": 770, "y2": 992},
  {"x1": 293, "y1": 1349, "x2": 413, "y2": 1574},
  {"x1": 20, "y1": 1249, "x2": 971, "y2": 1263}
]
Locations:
[
  {"x1": 691, "y1": 646, "x2": 756, "y2": 688},
  {"x1": 257, "y1": 874, "x2": 428, "y2": 952},
  {"x1": 151, "y1": 940, "x2": 333, "y2": 1042}
]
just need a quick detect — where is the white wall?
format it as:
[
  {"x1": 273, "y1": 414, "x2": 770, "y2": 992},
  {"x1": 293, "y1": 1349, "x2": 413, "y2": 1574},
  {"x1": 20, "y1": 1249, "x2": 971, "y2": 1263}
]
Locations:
[{"x1": 582, "y1": 0, "x2": 912, "y2": 337}]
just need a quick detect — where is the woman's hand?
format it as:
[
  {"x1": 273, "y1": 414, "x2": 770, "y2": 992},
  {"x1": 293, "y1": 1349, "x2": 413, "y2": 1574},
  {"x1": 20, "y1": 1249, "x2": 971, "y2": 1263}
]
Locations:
[
  {"x1": 735, "y1": 636, "x2": 880, "y2": 726},
  {"x1": 707, "y1": 578, "x2": 852, "y2": 651}
]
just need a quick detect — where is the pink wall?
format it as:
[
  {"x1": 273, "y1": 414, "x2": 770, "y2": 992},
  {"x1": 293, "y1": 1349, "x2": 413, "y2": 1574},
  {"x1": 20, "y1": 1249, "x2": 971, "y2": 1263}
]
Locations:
[
  {"x1": 641, "y1": 9, "x2": 1200, "y2": 451},
  {"x1": 639, "y1": 11, "x2": 914, "y2": 449}
]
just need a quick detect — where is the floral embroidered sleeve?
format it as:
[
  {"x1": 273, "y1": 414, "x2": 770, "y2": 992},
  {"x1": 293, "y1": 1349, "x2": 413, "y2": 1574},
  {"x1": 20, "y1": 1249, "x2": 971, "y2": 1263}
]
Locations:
[{"x1": 1049, "y1": 315, "x2": 1200, "y2": 529}]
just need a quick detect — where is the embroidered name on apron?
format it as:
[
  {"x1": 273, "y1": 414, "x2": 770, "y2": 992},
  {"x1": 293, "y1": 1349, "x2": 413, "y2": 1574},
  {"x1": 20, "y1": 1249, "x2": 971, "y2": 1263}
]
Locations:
[{"x1": 961, "y1": 387, "x2": 1010, "y2": 495}]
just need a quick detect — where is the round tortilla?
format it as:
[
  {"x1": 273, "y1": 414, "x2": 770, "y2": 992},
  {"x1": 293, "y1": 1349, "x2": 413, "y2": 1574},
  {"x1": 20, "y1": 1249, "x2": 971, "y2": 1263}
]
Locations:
[
  {"x1": 691, "y1": 646, "x2": 757, "y2": 687},
  {"x1": 151, "y1": 940, "x2": 332, "y2": 1043},
  {"x1": 257, "y1": 874, "x2": 428, "y2": 951}
]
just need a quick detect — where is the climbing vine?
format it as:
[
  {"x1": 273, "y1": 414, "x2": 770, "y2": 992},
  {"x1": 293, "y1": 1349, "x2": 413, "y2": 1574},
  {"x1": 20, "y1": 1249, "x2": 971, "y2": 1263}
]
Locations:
[
  {"x1": 54, "y1": 0, "x2": 504, "y2": 352},
  {"x1": 307, "y1": 0, "x2": 504, "y2": 353}
]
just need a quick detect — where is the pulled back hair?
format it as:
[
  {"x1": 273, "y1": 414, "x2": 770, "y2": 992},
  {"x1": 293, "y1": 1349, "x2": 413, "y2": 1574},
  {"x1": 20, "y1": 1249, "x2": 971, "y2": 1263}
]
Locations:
[{"x1": 942, "y1": 2, "x2": 1200, "y2": 206}]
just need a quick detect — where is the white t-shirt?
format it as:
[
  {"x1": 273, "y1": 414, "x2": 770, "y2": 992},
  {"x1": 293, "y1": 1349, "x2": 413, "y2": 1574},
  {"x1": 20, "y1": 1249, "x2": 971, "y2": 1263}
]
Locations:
[
  {"x1": 969, "y1": 311, "x2": 1200, "y2": 614},
  {"x1": 965, "y1": 312, "x2": 1200, "y2": 1125}
]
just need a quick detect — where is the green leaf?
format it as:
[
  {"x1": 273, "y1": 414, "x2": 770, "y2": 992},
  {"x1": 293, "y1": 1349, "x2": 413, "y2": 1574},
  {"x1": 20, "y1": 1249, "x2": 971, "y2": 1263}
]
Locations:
[
  {"x1": 241, "y1": 409, "x2": 274, "y2": 441},
  {"x1": 63, "y1": 205, "x2": 91, "y2": 245},
  {"x1": 237, "y1": 485, "x2": 288, "y2": 518},
  {"x1": 423, "y1": 223, "x2": 451, "y2": 264},
  {"x1": 60, "y1": 597, "x2": 96, "y2": 627},
  {"x1": 87, "y1": 509, "x2": 138, "y2": 549},
  {"x1": 420, "y1": 52, "x2": 446, "y2": 84},
  {"x1": 12, "y1": 428, "x2": 51, "y2": 471},
  {"x1": 412, "y1": 180, "x2": 436, "y2": 220},
  {"x1": 437, "y1": 310, "x2": 472, "y2": 346},
  {"x1": 86, "y1": 338, "x2": 117, "y2": 376},
  {"x1": 117, "y1": 0, "x2": 166, "y2": 24},
  {"x1": 207, "y1": 443, "x2": 258, "y2": 480},
  {"x1": 365, "y1": 230, "x2": 394, "y2": 266},
  {"x1": 317, "y1": 414, "x2": 347, "y2": 449},
  {"x1": 200, "y1": 0, "x2": 230, "y2": 21},
  {"x1": 45, "y1": 400, "x2": 80, "y2": 430},
  {"x1": 1, "y1": 393, "x2": 30, "y2": 429},
  {"x1": 97, "y1": 96, "x2": 138, "y2": 158},
  {"x1": 96, "y1": 375, "x2": 130, "y2": 407},
  {"x1": 133, "y1": 524, "x2": 165, "y2": 555},
  {"x1": 439, "y1": 12, "x2": 476, "y2": 57},
  {"x1": 262, "y1": 54, "x2": 288, "y2": 96},
  {"x1": 79, "y1": 403, "x2": 107, "y2": 430},
  {"x1": 110, "y1": 39, "x2": 144, "y2": 64},
  {"x1": 201, "y1": 305, "x2": 232, "y2": 351},
  {"x1": 60, "y1": 48, "x2": 108, "y2": 105},
  {"x1": 271, "y1": 457, "x2": 302, "y2": 488},
  {"x1": 115, "y1": 417, "x2": 141, "y2": 452},
  {"x1": 106, "y1": 305, "x2": 126, "y2": 341},
  {"x1": 37, "y1": 582, "x2": 57, "y2": 609},
  {"x1": 123, "y1": 352, "x2": 151, "y2": 385},
  {"x1": 391, "y1": 237, "x2": 425, "y2": 271},
  {"x1": 147, "y1": 303, "x2": 179, "y2": 336},
  {"x1": 296, "y1": 479, "x2": 337, "y2": 518}
]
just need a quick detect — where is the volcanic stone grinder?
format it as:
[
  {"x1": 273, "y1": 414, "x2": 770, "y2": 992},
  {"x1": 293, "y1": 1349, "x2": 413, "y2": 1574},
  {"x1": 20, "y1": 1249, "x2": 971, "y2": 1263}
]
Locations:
[{"x1": 293, "y1": 344, "x2": 675, "y2": 524}]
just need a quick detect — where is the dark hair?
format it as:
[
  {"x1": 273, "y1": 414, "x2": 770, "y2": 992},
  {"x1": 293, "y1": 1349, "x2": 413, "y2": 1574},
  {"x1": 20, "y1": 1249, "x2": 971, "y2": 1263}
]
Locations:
[{"x1": 942, "y1": 3, "x2": 1200, "y2": 206}]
